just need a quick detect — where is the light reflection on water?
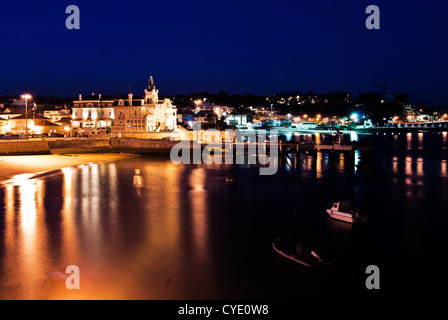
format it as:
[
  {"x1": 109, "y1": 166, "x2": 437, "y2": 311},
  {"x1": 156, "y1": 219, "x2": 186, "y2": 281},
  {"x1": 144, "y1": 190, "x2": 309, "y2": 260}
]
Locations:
[{"x1": 0, "y1": 132, "x2": 448, "y2": 299}]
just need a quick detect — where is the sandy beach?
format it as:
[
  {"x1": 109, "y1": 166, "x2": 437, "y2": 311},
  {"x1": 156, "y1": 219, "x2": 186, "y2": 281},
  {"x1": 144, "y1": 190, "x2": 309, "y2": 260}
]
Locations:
[{"x1": 0, "y1": 153, "x2": 138, "y2": 183}]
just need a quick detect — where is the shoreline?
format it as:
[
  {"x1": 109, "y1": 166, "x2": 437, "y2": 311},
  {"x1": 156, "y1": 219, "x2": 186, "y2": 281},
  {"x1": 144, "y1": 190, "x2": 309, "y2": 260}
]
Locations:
[{"x1": 0, "y1": 153, "x2": 138, "y2": 184}]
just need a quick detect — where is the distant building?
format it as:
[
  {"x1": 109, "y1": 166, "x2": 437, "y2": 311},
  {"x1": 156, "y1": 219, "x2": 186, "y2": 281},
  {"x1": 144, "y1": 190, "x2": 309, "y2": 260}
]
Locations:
[
  {"x1": 386, "y1": 93, "x2": 409, "y2": 104},
  {"x1": 357, "y1": 92, "x2": 382, "y2": 105},
  {"x1": 71, "y1": 94, "x2": 115, "y2": 136},
  {"x1": 318, "y1": 92, "x2": 351, "y2": 104},
  {"x1": 112, "y1": 76, "x2": 177, "y2": 136},
  {"x1": 0, "y1": 113, "x2": 63, "y2": 136},
  {"x1": 177, "y1": 109, "x2": 195, "y2": 127},
  {"x1": 193, "y1": 110, "x2": 217, "y2": 125},
  {"x1": 43, "y1": 107, "x2": 71, "y2": 123},
  {"x1": 224, "y1": 111, "x2": 253, "y2": 126}
]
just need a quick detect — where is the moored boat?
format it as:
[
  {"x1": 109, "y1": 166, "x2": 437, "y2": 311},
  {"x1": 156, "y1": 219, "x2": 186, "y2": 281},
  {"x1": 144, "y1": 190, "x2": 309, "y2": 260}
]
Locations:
[
  {"x1": 272, "y1": 239, "x2": 326, "y2": 268},
  {"x1": 326, "y1": 202, "x2": 366, "y2": 223}
]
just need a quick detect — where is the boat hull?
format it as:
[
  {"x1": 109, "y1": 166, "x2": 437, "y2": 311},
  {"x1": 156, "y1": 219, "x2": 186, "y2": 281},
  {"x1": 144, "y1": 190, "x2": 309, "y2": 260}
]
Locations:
[
  {"x1": 272, "y1": 240, "x2": 325, "y2": 268},
  {"x1": 326, "y1": 209, "x2": 365, "y2": 223}
]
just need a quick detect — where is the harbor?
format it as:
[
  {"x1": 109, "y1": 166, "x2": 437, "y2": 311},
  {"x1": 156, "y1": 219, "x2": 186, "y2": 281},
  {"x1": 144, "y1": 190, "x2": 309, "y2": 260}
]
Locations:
[{"x1": 0, "y1": 132, "x2": 447, "y2": 299}]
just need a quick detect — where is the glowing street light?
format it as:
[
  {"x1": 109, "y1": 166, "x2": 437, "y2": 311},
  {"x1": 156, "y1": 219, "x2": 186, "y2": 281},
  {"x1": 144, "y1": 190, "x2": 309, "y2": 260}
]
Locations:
[
  {"x1": 21, "y1": 94, "x2": 32, "y2": 137},
  {"x1": 194, "y1": 99, "x2": 201, "y2": 112}
]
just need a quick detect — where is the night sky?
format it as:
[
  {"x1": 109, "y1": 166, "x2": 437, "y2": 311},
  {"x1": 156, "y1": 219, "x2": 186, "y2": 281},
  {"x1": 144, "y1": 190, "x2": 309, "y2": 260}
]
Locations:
[{"x1": 1, "y1": 0, "x2": 448, "y2": 106}]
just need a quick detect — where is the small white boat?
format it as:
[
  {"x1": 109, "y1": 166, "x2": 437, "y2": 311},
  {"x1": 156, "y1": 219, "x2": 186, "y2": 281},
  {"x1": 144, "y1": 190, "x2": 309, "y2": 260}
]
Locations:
[{"x1": 327, "y1": 202, "x2": 366, "y2": 223}]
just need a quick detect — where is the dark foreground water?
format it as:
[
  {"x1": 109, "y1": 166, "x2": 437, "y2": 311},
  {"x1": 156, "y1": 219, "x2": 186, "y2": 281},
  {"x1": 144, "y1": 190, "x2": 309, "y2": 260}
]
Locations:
[{"x1": 0, "y1": 132, "x2": 448, "y2": 299}]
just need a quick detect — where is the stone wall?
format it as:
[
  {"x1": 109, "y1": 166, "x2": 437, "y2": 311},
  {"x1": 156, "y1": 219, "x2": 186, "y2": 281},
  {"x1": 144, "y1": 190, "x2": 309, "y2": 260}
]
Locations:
[
  {"x1": 110, "y1": 137, "x2": 181, "y2": 154},
  {"x1": 0, "y1": 140, "x2": 51, "y2": 155}
]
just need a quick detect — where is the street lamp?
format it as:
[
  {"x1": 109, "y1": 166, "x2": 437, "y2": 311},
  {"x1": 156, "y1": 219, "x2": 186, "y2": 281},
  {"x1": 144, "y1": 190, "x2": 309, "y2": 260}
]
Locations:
[
  {"x1": 21, "y1": 94, "x2": 32, "y2": 137},
  {"x1": 194, "y1": 99, "x2": 201, "y2": 112}
]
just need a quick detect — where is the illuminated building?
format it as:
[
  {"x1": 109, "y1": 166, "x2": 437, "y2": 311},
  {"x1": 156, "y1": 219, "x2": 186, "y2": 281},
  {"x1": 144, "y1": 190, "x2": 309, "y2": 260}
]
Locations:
[
  {"x1": 71, "y1": 94, "x2": 114, "y2": 136},
  {"x1": 112, "y1": 76, "x2": 177, "y2": 136}
]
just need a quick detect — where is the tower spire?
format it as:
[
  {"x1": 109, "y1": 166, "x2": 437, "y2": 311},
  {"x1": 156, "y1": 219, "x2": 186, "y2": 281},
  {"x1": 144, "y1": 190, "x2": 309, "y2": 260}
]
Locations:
[{"x1": 147, "y1": 75, "x2": 155, "y2": 91}]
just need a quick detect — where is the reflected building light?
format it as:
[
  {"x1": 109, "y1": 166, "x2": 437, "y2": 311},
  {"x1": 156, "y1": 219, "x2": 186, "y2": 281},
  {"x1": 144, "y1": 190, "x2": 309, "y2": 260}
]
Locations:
[
  {"x1": 354, "y1": 150, "x2": 361, "y2": 168},
  {"x1": 19, "y1": 179, "x2": 39, "y2": 258},
  {"x1": 405, "y1": 156, "x2": 412, "y2": 175},
  {"x1": 62, "y1": 167, "x2": 73, "y2": 213},
  {"x1": 418, "y1": 132, "x2": 423, "y2": 149},
  {"x1": 90, "y1": 164, "x2": 100, "y2": 226},
  {"x1": 133, "y1": 169, "x2": 144, "y2": 195},
  {"x1": 61, "y1": 166, "x2": 79, "y2": 262},
  {"x1": 407, "y1": 133, "x2": 412, "y2": 150},
  {"x1": 5, "y1": 184, "x2": 15, "y2": 253},
  {"x1": 315, "y1": 133, "x2": 321, "y2": 145},
  {"x1": 416, "y1": 157, "x2": 423, "y2": 176},
  {"x1": 350, "y1": 131, "x2": 358, "y2": 142},
  {"x1": 189, "y1": 168, "x2": 207, "y2": 253},
  {"x1": 81, "y1": 164, "x2": 90, "y2": 219},
  {"x1": 392, "y1": 156, "x2": 398, "y2": 173},
  {"x1": 339, "y1": 153, "x2": 345, "y2": 169},
  {"x1": 304, "y1": 157, "x2": 313, "y2": 172},
  {"x1": 8, "y1": 173, "x2": 35, "y2": 186},
  {"x1": 316, "y1": 156, "x2": 322, "y2": 179},
  {"x1": 442, "y1": 160, "x2": 447, "y2": 176},
  {"x1": 108, "y1": 163, "x2": 119, "y2": 228},
  {"x1": 190, "y1": 168, "x2": 205, "y2": 192}
]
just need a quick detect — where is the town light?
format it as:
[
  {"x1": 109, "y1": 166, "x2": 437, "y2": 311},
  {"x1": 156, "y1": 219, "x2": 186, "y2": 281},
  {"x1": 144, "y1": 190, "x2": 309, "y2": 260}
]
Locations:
[
  {"x1": 350, "y1": 113, "x2": 359, "y2": 121},
  {"x1": 21, "y1": 94, "x2": 32, "y2": 137}
]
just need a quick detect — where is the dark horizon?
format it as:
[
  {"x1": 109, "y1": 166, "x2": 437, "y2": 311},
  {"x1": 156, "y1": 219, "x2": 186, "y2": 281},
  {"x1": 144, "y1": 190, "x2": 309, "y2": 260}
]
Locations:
[{"x1": 1, "y1": 1, "x2": 448, "y2": 106}]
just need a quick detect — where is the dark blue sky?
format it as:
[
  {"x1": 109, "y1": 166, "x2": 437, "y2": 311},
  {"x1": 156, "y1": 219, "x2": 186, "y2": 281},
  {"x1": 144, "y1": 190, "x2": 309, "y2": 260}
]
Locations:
[{"x1": 1, "y1": 0, "x2": 448, "y2": 106}]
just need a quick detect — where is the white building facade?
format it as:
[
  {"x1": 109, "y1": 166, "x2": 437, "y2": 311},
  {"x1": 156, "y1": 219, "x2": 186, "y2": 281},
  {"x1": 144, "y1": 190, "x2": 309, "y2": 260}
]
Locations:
[
  {"x1": 71, "y1": 94, "x2": 115, "y2": 136},
  {"x1": 112, "y1": 76, "x2": 177, "y2": 135}
]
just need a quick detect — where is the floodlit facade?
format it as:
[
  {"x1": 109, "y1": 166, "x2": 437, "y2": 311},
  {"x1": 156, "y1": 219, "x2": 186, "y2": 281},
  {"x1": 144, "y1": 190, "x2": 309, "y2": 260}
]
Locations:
[
  {"x1": 71, "y1": 95, "x2": 114, "y2": 136},
  {"x1": 112, "y1": 76, "x2": 177, "y2": 136}
]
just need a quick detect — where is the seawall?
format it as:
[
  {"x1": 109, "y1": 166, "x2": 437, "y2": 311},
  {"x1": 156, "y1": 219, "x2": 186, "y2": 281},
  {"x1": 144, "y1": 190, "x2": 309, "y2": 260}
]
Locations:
[
  {"x1": 0, "y1": 140, "x2": 51, "y2": 155},
  {"x1": 0, "y1": 137, "x2": 185, "y2": 155},
  {"x1": 48, "y1": 138, "x2": 112, "y2": 154},
  {"x1": 110, "y1": 137, "x2": 179, "y2": 154},
  {"x1": 0, "y1": 138, "x2": 112, "y2": 155}
]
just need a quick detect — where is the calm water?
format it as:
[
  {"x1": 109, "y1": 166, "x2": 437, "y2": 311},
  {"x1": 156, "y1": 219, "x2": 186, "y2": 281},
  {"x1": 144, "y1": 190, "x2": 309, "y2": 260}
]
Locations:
[{"x1": 1, "y1": 132, "x2": 448, "y2": 299}]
